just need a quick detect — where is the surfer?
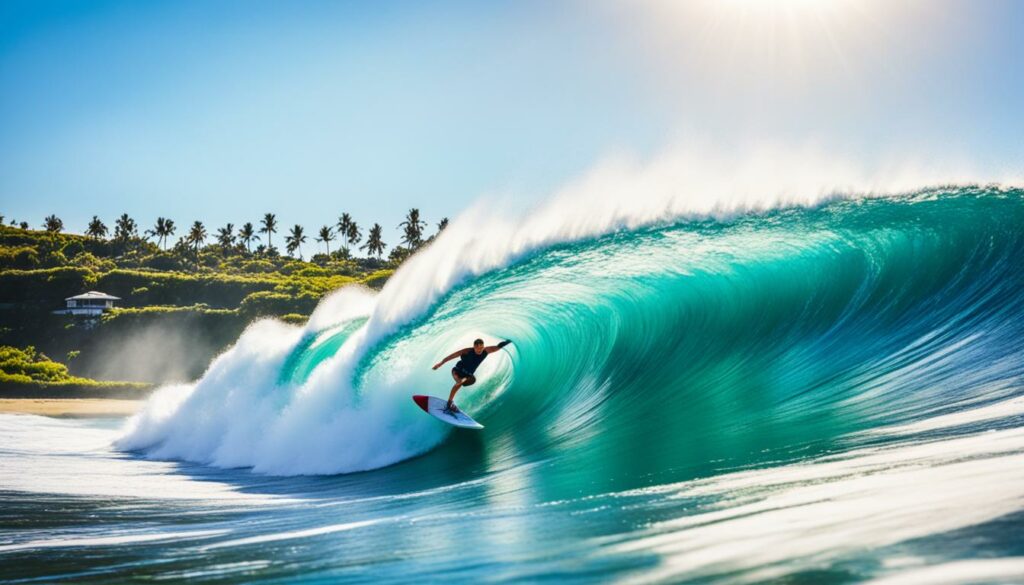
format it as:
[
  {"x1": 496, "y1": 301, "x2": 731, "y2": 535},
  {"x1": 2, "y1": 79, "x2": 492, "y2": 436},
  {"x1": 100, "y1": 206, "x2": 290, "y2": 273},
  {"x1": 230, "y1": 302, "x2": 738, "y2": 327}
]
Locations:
[{"x1": 432, "y1": 338, "x2": 512, "y2": 413}]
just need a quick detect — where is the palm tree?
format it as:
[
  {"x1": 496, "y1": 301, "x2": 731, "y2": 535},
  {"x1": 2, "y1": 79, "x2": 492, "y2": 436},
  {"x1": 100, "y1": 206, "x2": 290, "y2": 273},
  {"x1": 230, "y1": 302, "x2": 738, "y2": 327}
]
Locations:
[
  {"x1": 215, "y1": 223, "x2": 235, "y2": 248},
  {"x1": 260, "y1": 213, "x2": 278, "y2": 250},
  {"x1": 44, "y1": 215, "x2": 63, "y2": 233},
  {"x1": 86, "y1": 216, "x2": 108, "y2": 240},
  {"x1": 113, "y1": 213, "x2": 138, "y2": 242},
  {"x1": 146, "y1": 217, "x2": 175, "y2": 249},
  {"x1": 144, "y1": 220, "x2": 158, "y2": 244},
  {"x1": 239, "y1": 222, "x2": 258, "y2": 253},
  {"x1": 187, "y1": 221, "x2": 207, "y2": 253},
  {"x1": 162, "y1": 219, "x2": 176, "y2": 249},
  {"x1": 437, "y1": 217, "x2": 449, "y2": 233},
  {"x1": 316, "y1": 225, "x2": 335, "y2": 255},
  {"x1": 361, "y1": 223, "x2": 387, "y2": 259},
  {"x1": 398, "y1": 208, "x2": 426, "y2": 250},
  {"x1": 285, "y1": 224, "x2": 307, "y2": 259},
  {"x1": 346, "y1": 221, "x2": 362, "y2": 252},
  {"x1": 336, "y1": 213, "x2": 354, "y2": 254}
]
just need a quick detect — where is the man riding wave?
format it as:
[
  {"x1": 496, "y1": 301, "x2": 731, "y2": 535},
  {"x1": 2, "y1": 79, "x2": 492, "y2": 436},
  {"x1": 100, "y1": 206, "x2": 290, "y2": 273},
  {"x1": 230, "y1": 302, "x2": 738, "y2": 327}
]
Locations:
[{"x1": 432, "y1": 338, "x2": 512, "y2": 413}]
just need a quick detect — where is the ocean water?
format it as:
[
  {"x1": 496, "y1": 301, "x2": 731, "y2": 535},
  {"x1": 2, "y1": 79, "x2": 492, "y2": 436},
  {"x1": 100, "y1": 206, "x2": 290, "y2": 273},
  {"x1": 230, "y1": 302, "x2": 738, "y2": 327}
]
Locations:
[{"x1": 2, "y1": 187, "x2": 1024, "y2": 583}]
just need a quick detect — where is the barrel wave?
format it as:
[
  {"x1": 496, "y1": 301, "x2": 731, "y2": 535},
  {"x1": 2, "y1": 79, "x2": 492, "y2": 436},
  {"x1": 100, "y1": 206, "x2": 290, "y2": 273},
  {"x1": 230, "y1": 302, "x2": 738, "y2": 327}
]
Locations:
[{"x1": 119, "y1": 186, "x2": 1024, "y2": 480}]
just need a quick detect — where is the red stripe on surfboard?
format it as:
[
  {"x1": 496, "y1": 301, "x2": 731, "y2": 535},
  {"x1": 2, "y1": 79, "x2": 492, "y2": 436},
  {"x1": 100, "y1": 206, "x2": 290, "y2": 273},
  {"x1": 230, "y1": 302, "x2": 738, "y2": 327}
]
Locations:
[{"x1": 412, "y1": 395, "x2": 429, "y2": 412}]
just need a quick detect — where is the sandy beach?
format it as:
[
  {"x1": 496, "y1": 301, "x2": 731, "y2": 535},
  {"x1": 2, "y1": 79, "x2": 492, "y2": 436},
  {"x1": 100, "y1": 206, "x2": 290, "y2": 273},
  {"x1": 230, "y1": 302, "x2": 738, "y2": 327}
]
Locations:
[{"x1": 0, "y1": 398, "x2": 142, "y2": 418}]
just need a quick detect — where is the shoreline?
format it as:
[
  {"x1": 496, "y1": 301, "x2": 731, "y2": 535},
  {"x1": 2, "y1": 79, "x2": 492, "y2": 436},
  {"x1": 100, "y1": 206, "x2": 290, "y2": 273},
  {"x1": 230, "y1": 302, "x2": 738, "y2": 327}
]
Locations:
[{"x1": 0, "y1": 398, "x2": 142, "y2": 418}]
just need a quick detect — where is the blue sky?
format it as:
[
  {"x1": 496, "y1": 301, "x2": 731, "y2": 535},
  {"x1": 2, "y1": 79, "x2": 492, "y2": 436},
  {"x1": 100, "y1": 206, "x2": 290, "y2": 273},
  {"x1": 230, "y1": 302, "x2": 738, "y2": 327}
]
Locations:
[{"x1": 1, "y1": 0, "x2": 1022, "y2": 247}]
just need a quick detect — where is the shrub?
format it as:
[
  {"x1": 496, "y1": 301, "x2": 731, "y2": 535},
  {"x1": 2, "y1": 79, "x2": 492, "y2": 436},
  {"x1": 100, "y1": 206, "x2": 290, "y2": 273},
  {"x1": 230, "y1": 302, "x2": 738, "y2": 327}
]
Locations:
[
  {"x1": 103, "y1": 304, "x2": 232, "y2": 317},
  {"x1": 95, "y1": 269, "x2": 278, "y2": 308},
  {"x1": 293, "y1": 266, "x2": 331, "y2": 278},
  {"x1": 0, "y1": 345, "x2": 70, "y2": 381},
  {"x1": 0, "y1": 373, "x2": 152, "y2": 397},
  {"x1": 279, "y1": 260, "x2": 308, "y2": 275},
  {"x1": 238, "y1": 290, "x2": 319, "y2": 318},
  {"x1": 69, "y1": 252, "x2": 116, "y2": 272},
  {"x1": 141, "y1": 252, "x2": 186, "y2": 271},
  {"x1": 0, "y1": 246, "x2": 40, "y2": 270},
  {"x1": 61, "y1": 240, "x2": 86, "y2": 259},
  {"x1": 240, "y1": 259, "x2": 277, "y2": 274},
  {"x1": 272, "y1": 275, "x2": 357, "y2": 297},
  {"x1": 388, "y1": 247, "x2": 412, "y2": 264},
  {"x1": 41, "y1": 250, "x2": 68, "y2": 267},
  {"x1": 0, "y1": 267, "x2": 96, "y2": 303},
  {"x1": 362, "y1": 269, "x2": 394, "y2": 289}
]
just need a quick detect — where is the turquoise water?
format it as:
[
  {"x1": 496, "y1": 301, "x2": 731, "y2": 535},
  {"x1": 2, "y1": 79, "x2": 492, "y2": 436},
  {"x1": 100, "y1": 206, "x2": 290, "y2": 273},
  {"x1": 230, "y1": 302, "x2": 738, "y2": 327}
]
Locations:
[{"x1": 2, "y1": 187, "x2": 1024, "y2": 582}]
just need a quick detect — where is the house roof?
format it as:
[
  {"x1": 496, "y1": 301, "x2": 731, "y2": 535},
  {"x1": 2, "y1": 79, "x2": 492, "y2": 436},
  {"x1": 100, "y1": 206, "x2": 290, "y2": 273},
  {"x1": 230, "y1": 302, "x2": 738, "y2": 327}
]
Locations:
[{"x1": 65, "y1": 291, "x2": 121, "y2": 302}]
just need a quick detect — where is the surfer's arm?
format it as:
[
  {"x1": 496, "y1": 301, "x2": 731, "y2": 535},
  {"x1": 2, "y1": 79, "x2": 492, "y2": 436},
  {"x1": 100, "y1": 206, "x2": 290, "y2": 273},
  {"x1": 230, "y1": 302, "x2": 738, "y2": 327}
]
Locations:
[
  {"x1": 432, "y1": 348, "x2": 468, "y2": 370},
  {"x1": 485, "y1": 340, "x2": 513, "y2": 353}
]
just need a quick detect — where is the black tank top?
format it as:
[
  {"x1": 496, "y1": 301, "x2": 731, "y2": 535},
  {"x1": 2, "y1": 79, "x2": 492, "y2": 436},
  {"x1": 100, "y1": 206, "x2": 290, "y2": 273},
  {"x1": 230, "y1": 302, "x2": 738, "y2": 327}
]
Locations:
[{"x1": 455, "y1": 349, "x2": 487, "y2": 374}]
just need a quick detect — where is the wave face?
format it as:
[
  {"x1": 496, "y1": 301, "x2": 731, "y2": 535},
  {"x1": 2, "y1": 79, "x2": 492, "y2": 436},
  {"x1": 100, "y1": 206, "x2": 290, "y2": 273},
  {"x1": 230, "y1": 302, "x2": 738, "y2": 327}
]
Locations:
[{"x1": 118, "y1": 186, "x2": 1024, "y2": 484}]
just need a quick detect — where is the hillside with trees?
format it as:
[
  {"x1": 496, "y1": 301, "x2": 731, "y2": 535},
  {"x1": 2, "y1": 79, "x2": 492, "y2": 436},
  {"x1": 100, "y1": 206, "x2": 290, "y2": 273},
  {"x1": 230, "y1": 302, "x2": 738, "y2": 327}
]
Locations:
[{"x1": 0, "y1": 209, "x2": 447, "y2": 391}]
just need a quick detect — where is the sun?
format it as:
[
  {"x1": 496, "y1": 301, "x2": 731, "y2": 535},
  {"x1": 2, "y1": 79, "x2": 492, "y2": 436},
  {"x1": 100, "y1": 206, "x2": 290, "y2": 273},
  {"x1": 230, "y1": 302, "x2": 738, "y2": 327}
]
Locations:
[{"x1": 615, "y1": 0, "x2": 893, "y2": 88}]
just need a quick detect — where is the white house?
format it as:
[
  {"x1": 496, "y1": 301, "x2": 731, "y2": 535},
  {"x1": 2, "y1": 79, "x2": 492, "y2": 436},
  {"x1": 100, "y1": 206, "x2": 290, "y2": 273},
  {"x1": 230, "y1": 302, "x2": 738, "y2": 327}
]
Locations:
[{"x1": 55, "y1": 291, "x2": 121, "y2": 316}]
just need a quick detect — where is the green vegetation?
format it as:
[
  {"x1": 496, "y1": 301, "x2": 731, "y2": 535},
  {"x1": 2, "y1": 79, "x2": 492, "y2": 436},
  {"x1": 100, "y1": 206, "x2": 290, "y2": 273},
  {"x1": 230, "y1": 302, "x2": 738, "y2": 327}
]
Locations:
[
  {"x1": 0, "y1": 209, "x2": 448, "y2": 387},
  {"x1": 0, "y1": 345, "x2": 151, "y2": 397}
]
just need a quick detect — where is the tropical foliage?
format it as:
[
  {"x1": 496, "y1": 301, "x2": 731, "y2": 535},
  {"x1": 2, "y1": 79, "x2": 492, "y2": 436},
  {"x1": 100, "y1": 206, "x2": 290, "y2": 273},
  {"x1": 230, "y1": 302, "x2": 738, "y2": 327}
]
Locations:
[
  {"x1": 0, "y1": 208, "x2": 444, "y2": 388},
  {"x1": 316, "y1": 225, "x2": 335, "y2": 255},
  {"x1": 285, "y1": 224, "x2": 306, "y2": 259},
  {"x1": 44, "y1": 215, "x2": 63, "y2": 233},
  {"x1": 0, "y1": 345, "x2": 150, "y2": 395},
  {"x1": 362, "y1": 223, "x2": 387, "y2": 259},
  {"x1": 260, "y1": 213, "x2": 278, "y2": 250},
  {"x1": 399, "y1": 208, "x2": 426, "y2": 250}
]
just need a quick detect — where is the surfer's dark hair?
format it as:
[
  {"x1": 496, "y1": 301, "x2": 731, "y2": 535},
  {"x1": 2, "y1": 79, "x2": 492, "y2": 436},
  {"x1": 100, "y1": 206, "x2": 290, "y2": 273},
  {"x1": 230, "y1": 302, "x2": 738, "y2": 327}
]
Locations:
[{"x1": 474, "y1": 338, "x2": 484, "y2": 345}]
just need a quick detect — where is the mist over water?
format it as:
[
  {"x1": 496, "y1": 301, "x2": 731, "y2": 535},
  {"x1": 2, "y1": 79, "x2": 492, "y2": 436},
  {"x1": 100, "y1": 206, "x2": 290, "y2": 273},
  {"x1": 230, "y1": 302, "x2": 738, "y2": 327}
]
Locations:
[{"x1": 5, "y1": 163, "x2": 1024, "y2": 581}]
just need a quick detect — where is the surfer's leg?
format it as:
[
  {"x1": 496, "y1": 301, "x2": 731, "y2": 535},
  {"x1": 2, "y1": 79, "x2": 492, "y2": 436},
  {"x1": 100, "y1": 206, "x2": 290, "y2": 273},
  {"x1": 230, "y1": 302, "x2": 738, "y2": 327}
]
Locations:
[
  {"x1": 446, "y1": 380, "x2": 464, "y2": 412},
  {"x1": 447, "y1": 369, "x2": 467, "y2": 409}
]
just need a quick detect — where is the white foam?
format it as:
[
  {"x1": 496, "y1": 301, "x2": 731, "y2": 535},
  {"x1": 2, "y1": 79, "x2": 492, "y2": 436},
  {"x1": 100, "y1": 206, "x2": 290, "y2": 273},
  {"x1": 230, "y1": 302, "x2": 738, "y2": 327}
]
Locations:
[
  {"x1": 0, "y1": 529, "x2": 229, "y2": 553},
  {"x1": 867, "y1": 558, "x2": 1024, "y2": 585},
  {"x1": 0, "y1": 415, "x2": 286, "y2": 503},
  {"x1": 201, "y1": 519, "x2": 382, "y2": 550},
  {"x1": 862, "y1": 395, "x2": 1024, "y2": 437}
]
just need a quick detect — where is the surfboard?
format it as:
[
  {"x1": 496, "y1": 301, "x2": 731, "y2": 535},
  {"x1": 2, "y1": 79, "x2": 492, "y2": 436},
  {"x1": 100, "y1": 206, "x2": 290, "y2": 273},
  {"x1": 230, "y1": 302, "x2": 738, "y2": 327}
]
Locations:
[{"x1": 412, "y1": 395, "x2": 484, "y2": 429}]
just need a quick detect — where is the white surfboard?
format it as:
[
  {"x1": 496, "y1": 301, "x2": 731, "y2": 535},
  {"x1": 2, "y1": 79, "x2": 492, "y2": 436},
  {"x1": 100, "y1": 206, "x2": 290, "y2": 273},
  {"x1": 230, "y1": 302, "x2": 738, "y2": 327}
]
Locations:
[{"x1": 412, "y1": 395, "x2": 484, "y2": 429}]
